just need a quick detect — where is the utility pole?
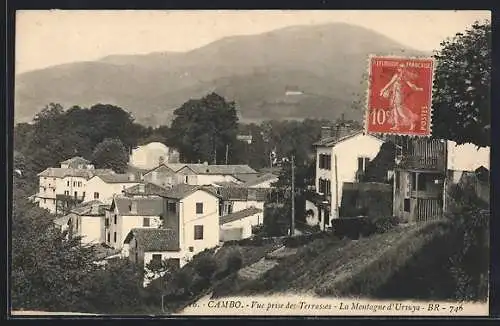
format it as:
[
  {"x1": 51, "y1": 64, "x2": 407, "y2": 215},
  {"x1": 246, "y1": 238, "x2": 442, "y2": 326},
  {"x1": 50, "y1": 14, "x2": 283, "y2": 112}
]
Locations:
[
  {"x1": 291, "y1": 155, "x2": 295, "y2": 236},
  {"x1": 225, "y1": 144, "x2": 229, "y2": 165}
]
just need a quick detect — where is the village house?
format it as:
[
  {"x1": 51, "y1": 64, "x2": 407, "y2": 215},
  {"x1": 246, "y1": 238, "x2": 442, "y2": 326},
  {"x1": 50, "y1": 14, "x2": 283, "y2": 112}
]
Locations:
[
  {"x1": 219, "y1": 206, "x2": 264, "y2": 241},
  {"x1": 124, "y1": 228, "x2": 181, "y2": 286},
  {"x1": 142, "y1": 164, "x2": 180, "y2": 188},
  {"x1": 34, "y1": 156, "x2": 114, "y2": 214},
  {"x1": 306, "y1": 124, "x2": 385, "y2": 230},
  {"x1": 85, "y1": 173, "x2": 141, "y2": 204},
  {"x1": 176, "y1": 163, "x2": 258, "y2": 186},
  {"x1": 392, "y1": 137, "x2": 490, "y2": 222},
  {"x1": 60, "y1": 200, "x2": 109, "y2": 245},
  {"x1": 105, "y1": 196, "x2": 164, "y2": 251},
  {"x1": 129, "y1": 142, "x2": 180, "y2": 170}
]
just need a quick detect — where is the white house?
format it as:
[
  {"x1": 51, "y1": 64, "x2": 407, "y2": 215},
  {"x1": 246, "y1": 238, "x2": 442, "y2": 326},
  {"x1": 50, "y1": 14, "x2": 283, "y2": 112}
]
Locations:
[
  {"x1": 65, "y1": 200, "x2": 108, "y2": 245},
  {"x1": 84, "y1": 173, "x2": 140, "y2": 204},
  {"x1": 219, "y1": 207, "x2": 264, "y2": 241},
  {"x1": 176, "y1": 164, "x2": 258, "y2": 186},
  {"x1": 446, "y1": 140, "x2": 490, "y2": 184},
  {"x1": 309, "y1": 127, "x2": 385, "y2": 229},
  {"x1": 124, "y1": 228, "x2": 182, "y2": 287},
  {"x1": 105, "y1": 196, "x2": 164, "y2": 251},
  {"x1": 129, "y1": 142, "x2": 179, "y2": 170},
  {"x1": 34, "y1": 156, "x2": 114, "y2": 214}
]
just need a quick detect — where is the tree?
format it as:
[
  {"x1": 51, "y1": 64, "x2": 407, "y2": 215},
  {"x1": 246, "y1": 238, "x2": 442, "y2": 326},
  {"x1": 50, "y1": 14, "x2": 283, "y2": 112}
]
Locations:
[
  {"x1": 362, "y1": 141, "x2": 397, "y2": 183},
  {"x1": 194, "y1": 256, "x2": 217, "y2": 281},
  {"x1": 169, "y1": 93, "x2": 239, "y2": 164},
  {"x1": 91, "y1": 138, "x2": 129, "y2": 173},
  {"x1": 11, "y1": 194, "x2": 99, "y2": 312},
  {"x1": 432, "y1": 20, "x2": 491, "y2": 148}
]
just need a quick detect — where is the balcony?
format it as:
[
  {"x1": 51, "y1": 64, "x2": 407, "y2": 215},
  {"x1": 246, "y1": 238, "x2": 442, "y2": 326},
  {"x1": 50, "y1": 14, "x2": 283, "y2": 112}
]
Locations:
[{"x1": 398, "y1": 155, "x2": 446, "y2": 172}]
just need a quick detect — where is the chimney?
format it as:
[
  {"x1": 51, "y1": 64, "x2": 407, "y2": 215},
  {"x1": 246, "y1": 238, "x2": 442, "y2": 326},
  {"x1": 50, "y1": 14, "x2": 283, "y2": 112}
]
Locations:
[
  {"x1": 91, "y1": 203, "x2": 100, "y2": 215},
  {"x1": 335, "y1": 122, "x2": 351, "y2": 140},
  {"x1": 130, "y1": 201, "x2": 137, "y2": 214},
  {"x1": 321, "y1": 126, "x2": 333, "y2": 140},
  {"x1": 128, "y1": 173, "x2": 136, "y2": 181}
]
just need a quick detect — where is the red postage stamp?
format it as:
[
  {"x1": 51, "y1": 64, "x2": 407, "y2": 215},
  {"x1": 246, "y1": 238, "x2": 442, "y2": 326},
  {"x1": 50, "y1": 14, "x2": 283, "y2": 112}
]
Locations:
[{"x1": 365, "y1": 56, "x2": 435, "y2": 136}]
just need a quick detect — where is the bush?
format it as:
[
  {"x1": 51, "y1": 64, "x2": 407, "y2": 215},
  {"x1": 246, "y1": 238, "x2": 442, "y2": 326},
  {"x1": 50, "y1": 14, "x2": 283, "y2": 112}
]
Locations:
[
  {"x1": 226, "y1": 251, "x2": 243, "y2": 273},
  {"x1": 194, "y1": 256, "x2": 217, "y2": 281},
  {"x1": 373, "y1": 216, "x2": 400, "y2": 234},
  {"x1": 284, "y1": 232, "x2": 329, "y2": 248},
  {"x1": 332, "y1": 217, "x2": 374, "y2": 239}
]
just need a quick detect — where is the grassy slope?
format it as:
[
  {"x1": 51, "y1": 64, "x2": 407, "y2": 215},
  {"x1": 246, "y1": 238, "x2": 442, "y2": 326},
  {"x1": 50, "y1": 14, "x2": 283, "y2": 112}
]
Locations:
[{"x1": 213, "y1": 221, "x2": 450, "y2": 299}]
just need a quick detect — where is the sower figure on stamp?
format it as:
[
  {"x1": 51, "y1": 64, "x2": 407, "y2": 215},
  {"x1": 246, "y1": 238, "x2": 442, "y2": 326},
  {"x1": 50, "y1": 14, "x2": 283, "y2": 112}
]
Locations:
[{"x1": 379, "y1": 63, "x2": 423, "y2": 131}]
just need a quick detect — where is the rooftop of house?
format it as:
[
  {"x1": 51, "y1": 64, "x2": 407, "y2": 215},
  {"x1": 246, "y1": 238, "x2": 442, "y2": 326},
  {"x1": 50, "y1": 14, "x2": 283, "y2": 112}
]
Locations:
[
  {"x1": 313, "y1": 129, "x2": 384, "y2": 147},
  {"x1": 112, "y1": 196, "x2": 164, "y2": 216},
  {"x1": 122, "y1": 182, "x2": 170, "y2": 197},
  {"x1": 95, "y1": 173, "x2": 140, "y2": 183},
  {"x1": 219, "y1": 206, "x2": 263, "y2": 225},
  {"x1": 241, "y1": 173, "x2": 279, "y2": 187},
  {"x1": 181, "y1": 164, "x2": 258, "y2": 175},
  {"x1": 38, "y1": 168, "x2": 114, "y2": 179},
  {"x1": 70, "y1": 200, "x2": 108, "y2": 216},
  {"x1": 204, "y1": 185, "x2": 268, "y2": 201},
  {"x1": 124, "y1": 228, "x2": 179, "y2": 252},
  {"x1": 159, "y1": 183, "x2": 220, "y2": 200}
]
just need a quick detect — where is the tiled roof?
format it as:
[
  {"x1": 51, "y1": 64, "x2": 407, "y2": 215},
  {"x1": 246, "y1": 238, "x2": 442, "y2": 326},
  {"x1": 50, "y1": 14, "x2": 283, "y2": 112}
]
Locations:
[
  {"x1": 60, "y1": 156, "x2": 90, "y2": 165},
  {"x1": 70, "y1": 200, "x2": 108, "y2": 216},
  {"x1": 159, "y1": 184, "x2": 219, "y2": 200},
  {"x1": 38, "y1": 168, "x2": 114, "y2": 179},
  {"x1": 124, "y1": 228, "x2": 180, "y2": 252},
  {"x1": 241, "y1": 173, "x2": 279, "y2": 187},
  {"x1": 96, "y1": 173, "x2": 140, "y2": 183},
  {"x1": 122, "y1": 183, "x2": 170, "y2": 196},
  {"x1": 181, "y1": 164, "x2": 257, "y2": 175},
  {"x1": 54, "y1": 214, "x2": 71, "y2": 227},
  {"x1": 166, "y1": 163, "x2": 205, "y2": 172},
  {"x1": 113, "y1": 196, "x2": 164, "y2": 216},
  {"x1": 143, "y1": 164, "x2": 177, "y2": 176},
  {"x1": 204, "y1": 186, "x2": 268, "y2": 201},
  {"x1": 213, "y1": 181, "x2": 242, "y2": 187},
  {"x1": 219, "y1": 207, "x2": 263, "y2": 225},
  {"x1": 313, "y1": 129, "x2": 386, "y2": 147}
]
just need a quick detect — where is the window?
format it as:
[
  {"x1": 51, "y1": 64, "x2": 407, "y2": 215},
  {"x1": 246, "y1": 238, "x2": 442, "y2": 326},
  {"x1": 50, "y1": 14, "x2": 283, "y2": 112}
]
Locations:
[
  {"x1": 76, "y1": 218, "x2": 79, "y2": 231},
  {"x1": 78, "y1": 181, "x2": 82, "y2": 187},
  {"x1": 185, "y1": 176, "x2": 188, "y2": 183},
  {"x1": 196, "y1": 202, "x2": 203, "y2": 214},
  {"x1": 189, "y1": 246, "x2": 194, "y2": 252},
  {"x1": 151, "y1": 254, "x2": 162, "y2": 265},
  {"x1": 74, "y1": 191, "x2": 78, "y2": 198},
  {"x1": 404, "y1": 198, "x2": 411, "y2": 212},
  {"x1": 73, "y1": 181, "x2": 77, "y2": 187},
  {"x1": 94, "y1": 192, "x2": 99, "y2": 199},
  {"x1": 105, "y1": 218, "x2": 109, "y2": 227},
  {"x1": 417, "y1": 174, "x2": 427, "y2": 191},
  {"x1": 113, "y1": 232, "x2": 117, "y2": 243},
  {"x1": 395, "y1": 171, "x2": 400, "y2": 190},
  {"x1": 53, "y1": 188, "x2": 55, "y2": 193},
  {"x1": 82, "y1": 191, "x2": 85, "y2": 198},
  {"x1": 64, "y1": 190, "x2": 69, "y2": 196},
  {"x1": 43, "y1": 198, "x2": 46, "y2": 204},
  {"x1": 167, "y1": 202, "x2": 176, "y2": 213},
  {"x1": 318, "y1": 154, "x2": 332, "y2": 170},
  {"x1": 194, "y1": 225, "x2": 204, "y2": 240},
  {"x1": 107, "y1": 232, "x2": 110, "y2": 242},
  {"x1": 143, "y1": 217, "x2": 150, "y2": 227},
  {"x1": 114, "y1": 215, "x2": 117, "y2": 224},
  {"x1": 67, "y1": 181, "x2": 70, "y2": 187}
]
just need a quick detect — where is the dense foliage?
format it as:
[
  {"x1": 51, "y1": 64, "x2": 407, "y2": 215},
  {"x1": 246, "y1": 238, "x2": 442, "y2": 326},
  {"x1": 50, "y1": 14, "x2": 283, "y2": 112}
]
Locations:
[
  {"x1": 91, "y1": 138, "x2": 130, "y2": 173},
  {"x1": 432, "y1": 20, "x2": 491, "y2": 147}
]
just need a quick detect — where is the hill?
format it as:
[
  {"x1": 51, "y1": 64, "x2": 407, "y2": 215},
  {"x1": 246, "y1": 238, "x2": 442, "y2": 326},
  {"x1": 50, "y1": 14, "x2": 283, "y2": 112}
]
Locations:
[
  {"x1": 210, "y1": 220, "x2": 464, "y2": 300},
  {"x1": 15, "y1": 23, "x2": 427, "y2": 126}
]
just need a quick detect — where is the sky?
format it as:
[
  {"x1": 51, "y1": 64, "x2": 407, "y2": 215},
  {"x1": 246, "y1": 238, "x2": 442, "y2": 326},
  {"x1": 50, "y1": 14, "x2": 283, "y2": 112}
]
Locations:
[{"x1": 15, "y1": 10, "x2": 491, "y2": 74}]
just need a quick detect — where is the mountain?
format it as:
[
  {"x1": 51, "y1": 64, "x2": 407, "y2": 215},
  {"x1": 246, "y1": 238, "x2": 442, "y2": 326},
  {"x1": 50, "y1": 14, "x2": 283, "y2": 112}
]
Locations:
[{"x1": 15, "y1": 23, "x2": 428, "y2": 126}]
